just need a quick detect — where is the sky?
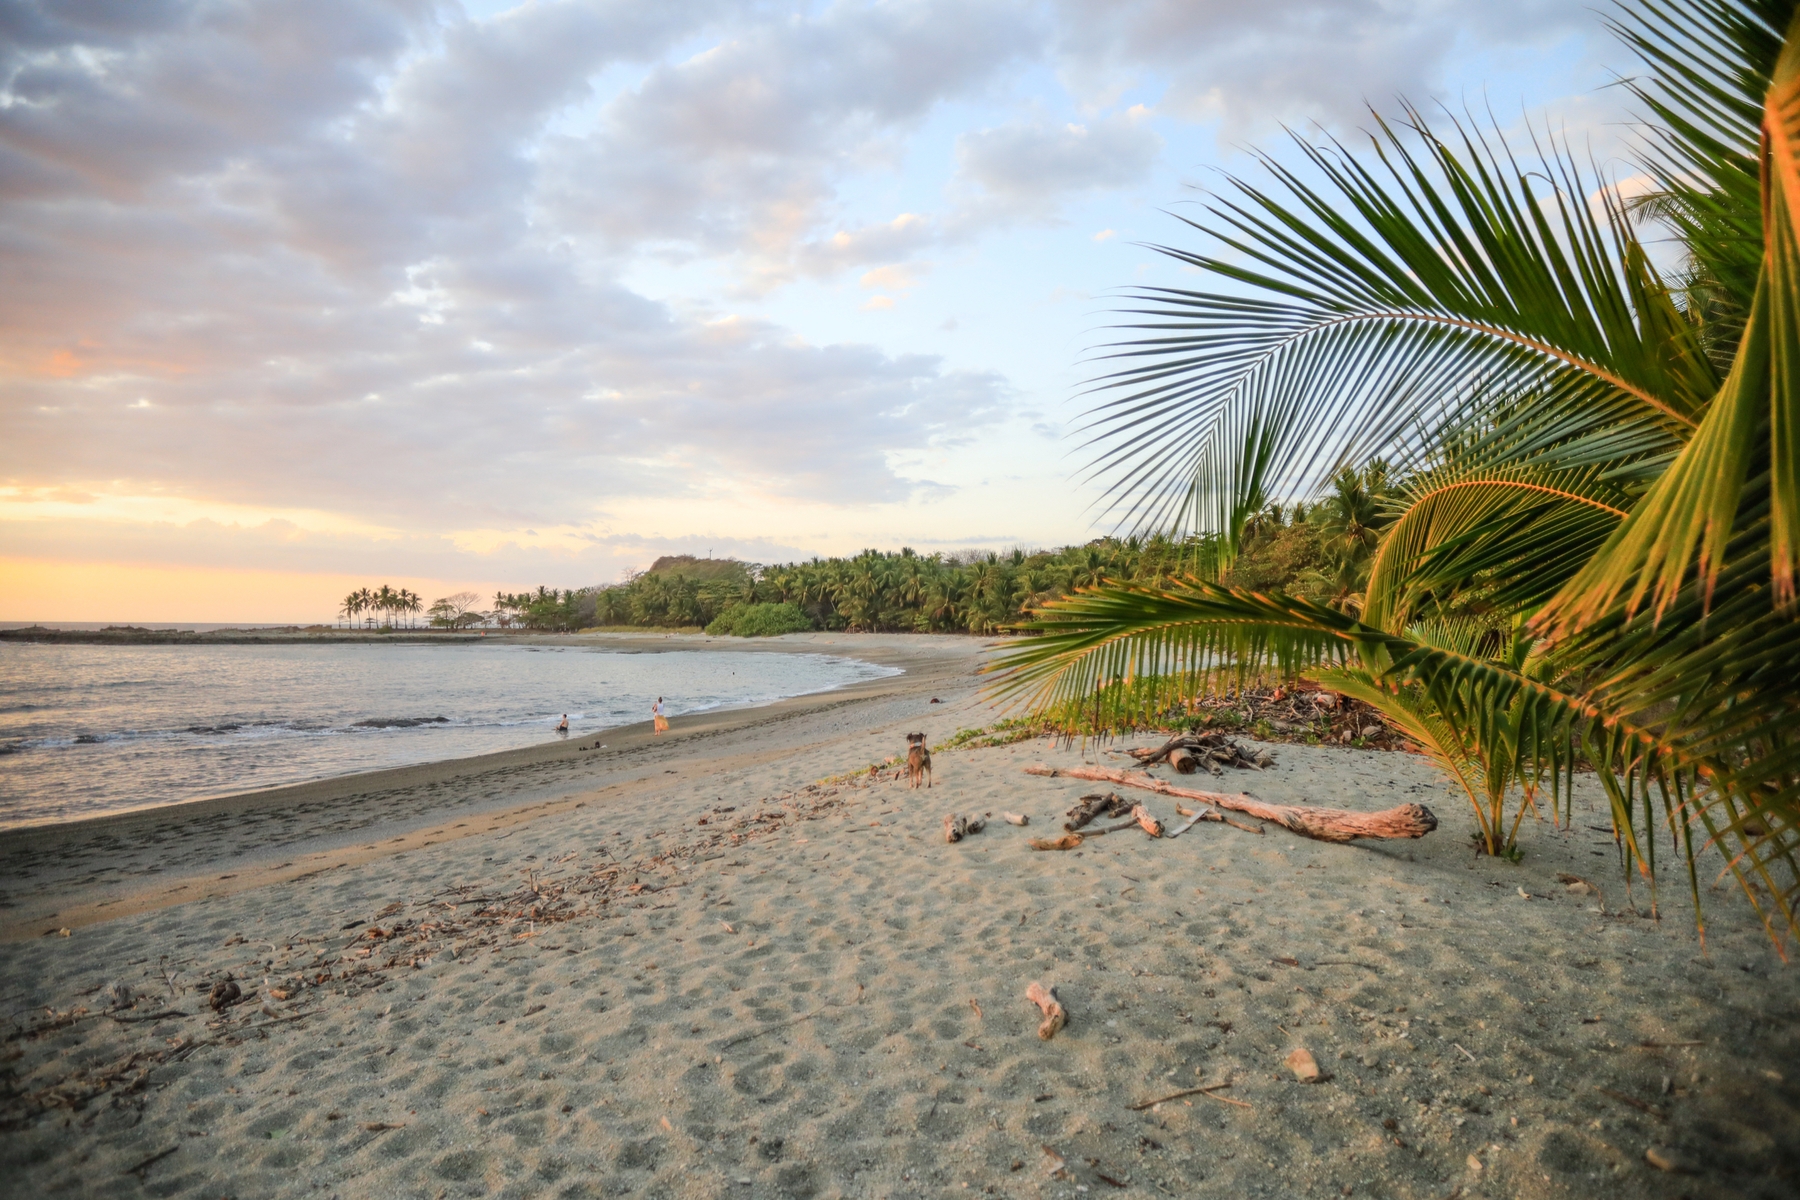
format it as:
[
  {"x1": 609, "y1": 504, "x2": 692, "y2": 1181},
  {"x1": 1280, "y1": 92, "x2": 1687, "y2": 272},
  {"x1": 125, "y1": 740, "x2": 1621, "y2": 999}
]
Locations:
[{"x1": 1, "y1": 0, "x2": 1640, "y2": 621}]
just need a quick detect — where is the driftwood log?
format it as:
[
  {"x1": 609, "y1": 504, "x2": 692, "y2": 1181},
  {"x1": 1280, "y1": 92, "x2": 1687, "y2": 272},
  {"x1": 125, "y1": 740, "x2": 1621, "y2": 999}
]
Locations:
[
  {"x1": 1001, "y1": 812, "x2": 1029, "y2": 826},
  {"x1": 1025, "y1": 765, "x2": 1437, "y2": 843},
  {"x1": 1026, "y1": 982, "x2": 1066, "y2": 1040},
  {"x1": 1028, "y1": 833, "x2": 1084, "y2": 851},
  {"x1": 1132, "y1": 804, "x2": 1164, "y2": 838}
]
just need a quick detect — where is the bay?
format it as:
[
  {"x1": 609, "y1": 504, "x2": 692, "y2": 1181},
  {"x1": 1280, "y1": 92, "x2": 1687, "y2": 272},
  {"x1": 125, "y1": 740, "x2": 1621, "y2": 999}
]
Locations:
[{"x1": 0, "y1": 641, "x2": 897, "y2": 829}]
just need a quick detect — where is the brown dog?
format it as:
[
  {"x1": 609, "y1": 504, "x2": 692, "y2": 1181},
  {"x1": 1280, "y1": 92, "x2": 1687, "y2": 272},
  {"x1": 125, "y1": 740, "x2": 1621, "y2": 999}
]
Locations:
[{"x1": 905, "y1": 732, "x2": 932, "y2": 789}]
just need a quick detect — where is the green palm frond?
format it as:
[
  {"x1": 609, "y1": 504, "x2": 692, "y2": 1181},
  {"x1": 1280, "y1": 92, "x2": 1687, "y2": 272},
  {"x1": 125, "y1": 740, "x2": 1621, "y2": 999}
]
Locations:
[
  {"x1": 1610, "y1": 0, "x2": 1788, "y2": 354},
  {"x1": 1543, "y1": 10, "x2": 1800, "y2": 626},
  {"x1": 1076, "y1": 104, "x2": 1713, "y2": 542},
  {"x1": 1363, "y1": 461, "x2": 1632, "y2": 630}
]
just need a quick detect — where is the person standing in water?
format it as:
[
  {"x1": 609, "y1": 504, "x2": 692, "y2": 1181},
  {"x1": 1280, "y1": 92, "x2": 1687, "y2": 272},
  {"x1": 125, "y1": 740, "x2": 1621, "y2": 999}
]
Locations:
[{"x1": 652, "y1": 697, "x2": 668, "y2": 734}]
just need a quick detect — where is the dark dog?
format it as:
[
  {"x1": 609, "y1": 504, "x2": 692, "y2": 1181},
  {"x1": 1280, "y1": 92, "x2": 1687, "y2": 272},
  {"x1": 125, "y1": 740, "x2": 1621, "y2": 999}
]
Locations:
[{"x1": 905, "y1": 732, "x2": 932, "y2": 789}]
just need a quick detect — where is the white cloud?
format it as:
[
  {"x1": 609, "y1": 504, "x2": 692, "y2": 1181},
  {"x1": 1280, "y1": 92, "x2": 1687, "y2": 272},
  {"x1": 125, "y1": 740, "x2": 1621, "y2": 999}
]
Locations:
[
  {"x1": 0, "y1": 0, "x2": 1620, "y2": 589},
  {"x1": 1049, "y1": 0, "x2": 1597, "y2": 135},
  {"x1": 949, "y1": 108, "x2": 1162, "y2": 225}
]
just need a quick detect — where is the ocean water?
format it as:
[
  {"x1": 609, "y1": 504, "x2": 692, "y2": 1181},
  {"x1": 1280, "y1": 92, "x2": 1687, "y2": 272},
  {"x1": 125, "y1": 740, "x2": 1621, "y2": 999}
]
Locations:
[{"x1": 0, "y1": 642, "x2": 899, "y2": 829}]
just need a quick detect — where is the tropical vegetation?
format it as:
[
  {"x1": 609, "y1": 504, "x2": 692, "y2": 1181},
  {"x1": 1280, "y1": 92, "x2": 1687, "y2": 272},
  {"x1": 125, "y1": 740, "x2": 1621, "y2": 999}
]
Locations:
[{"x1": 990, "y1": 0, "x2": 1800, "y2": 947}]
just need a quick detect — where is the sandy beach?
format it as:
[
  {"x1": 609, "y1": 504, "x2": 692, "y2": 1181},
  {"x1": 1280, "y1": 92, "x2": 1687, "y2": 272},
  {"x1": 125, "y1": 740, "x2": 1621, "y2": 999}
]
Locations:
[{"x1": 2, "y1": 633, "x2": 1796, "y2": 1199}]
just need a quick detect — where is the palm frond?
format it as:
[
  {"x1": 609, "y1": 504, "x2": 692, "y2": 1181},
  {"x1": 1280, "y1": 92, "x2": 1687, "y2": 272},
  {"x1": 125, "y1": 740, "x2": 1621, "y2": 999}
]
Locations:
[
  {"x1": 1364, "y1": 461, "x2": 1631, "y2": 629},
  {"x1": 1077, "y1": 104, "x2": 1713, "y2": 539}
]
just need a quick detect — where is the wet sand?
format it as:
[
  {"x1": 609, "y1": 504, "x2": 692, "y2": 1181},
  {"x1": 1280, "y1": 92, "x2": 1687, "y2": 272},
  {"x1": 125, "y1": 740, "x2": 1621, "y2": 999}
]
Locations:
[{"x1": 1, "y1": 632, "x2": 1796, "y2": 1199}]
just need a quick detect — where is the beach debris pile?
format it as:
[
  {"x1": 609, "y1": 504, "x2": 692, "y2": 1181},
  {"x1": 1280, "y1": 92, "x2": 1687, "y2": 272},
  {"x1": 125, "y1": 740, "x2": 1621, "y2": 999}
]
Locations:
[
  {"x1": 1125, "y1": 732, "x2": 1273, "y2": 775},
  {"x1": 1025, "y1": 791, "x2": 1155, "y2": 851},
  {"x1": 1171, "y1": 686, "x2": 1396, "y2": 748}
]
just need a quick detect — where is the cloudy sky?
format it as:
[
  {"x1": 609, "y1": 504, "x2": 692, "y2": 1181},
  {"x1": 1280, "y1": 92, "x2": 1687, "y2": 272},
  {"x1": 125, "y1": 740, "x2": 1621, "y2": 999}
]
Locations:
[{"x1": 1, "y1": 0, "x2": 1632, "y2": 620}]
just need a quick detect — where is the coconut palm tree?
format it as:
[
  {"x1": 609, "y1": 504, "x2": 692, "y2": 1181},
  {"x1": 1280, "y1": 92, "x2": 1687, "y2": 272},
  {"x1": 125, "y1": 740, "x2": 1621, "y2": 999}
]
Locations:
[{"x1": 992, "y1": 0, "x2": 1800, "y2": 944}]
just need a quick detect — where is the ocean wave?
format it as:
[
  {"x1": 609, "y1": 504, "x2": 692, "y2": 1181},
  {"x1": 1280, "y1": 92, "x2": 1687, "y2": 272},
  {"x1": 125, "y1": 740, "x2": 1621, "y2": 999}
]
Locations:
[{"x1": 351, "y1": 716, "x2": 451, "y2": 729}]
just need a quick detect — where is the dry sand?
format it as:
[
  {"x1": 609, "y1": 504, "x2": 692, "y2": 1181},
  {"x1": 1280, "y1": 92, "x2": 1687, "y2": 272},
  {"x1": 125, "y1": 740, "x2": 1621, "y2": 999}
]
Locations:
[{"x1": 1, "y1": 633, "x2": 1796, "y2": 1199}]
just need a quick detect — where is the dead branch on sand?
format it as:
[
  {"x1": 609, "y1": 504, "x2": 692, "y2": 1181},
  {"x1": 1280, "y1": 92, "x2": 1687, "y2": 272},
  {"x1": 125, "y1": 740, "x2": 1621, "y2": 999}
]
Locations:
[{"x1": 1025, "y1": 765, "x2": 1436, "y2": 843}]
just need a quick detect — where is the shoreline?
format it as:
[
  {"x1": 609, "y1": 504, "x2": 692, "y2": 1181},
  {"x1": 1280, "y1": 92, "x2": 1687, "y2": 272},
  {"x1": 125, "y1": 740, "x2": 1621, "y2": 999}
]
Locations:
[
  {"x1": 0, "y1": 633, "x2": 986, "y2": 943},
  {"x1": 0, "y1": 630, "x2": 924, "y2": 837}
]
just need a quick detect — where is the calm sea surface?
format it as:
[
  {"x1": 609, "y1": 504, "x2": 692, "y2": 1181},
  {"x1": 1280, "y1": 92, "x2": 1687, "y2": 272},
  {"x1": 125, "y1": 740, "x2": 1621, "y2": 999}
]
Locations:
[{"x1": 0, "y1": 642, "x2": 899, "y2": 830}]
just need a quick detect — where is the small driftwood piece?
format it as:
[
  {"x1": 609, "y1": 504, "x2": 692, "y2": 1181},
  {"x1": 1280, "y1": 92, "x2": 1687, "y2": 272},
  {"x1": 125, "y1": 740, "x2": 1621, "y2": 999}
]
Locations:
[
  {"x1": 1029, "y1": 833, "x2": 1084, "y2": 851},
  {"x1": 1025, "y1": 766, "x2": 1436, "y2": 843},
  {"x1": 1064, "y1": 792, "x2": 1132, "y2": 831},
  {"x1": 1167, "y1": 747, "x2": 1199, "y2": 774},
  {"x1": 944, "y1": 814, "x2": 987, "y2": 843},
  {"x1": 1132, "y1": 804, "x2": 1164, "y2": 838},
  {"x1": 1026, "y1": 982, "x2": 1065, "y2": 1039},
  {"x1": 1001, "y1": 812, "x2": 1029, "y2": 826},
  {"x1": 1285, "y1": 1048, "x2": 1327, "y2": 1082}
]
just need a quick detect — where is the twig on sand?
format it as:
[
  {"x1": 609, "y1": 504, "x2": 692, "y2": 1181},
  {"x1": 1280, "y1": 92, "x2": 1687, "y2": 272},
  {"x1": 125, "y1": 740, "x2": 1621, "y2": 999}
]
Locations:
[
  {"x1": 1129, "y1": 1083, "x2": 1250, "y2": 1111},
  {"x1": 123, "y1": 1145, "x2": 179, "y2": 1176},
  {"x1": 1596, "y1": 1086, "x2": 1668, "y2": 1121},
  {"x1": 1025, "y1": 765, "x2": 1436, "y2": 843},
  {"x1": 718, "y1": 1002, "x2": 843, "y2": 1049}
]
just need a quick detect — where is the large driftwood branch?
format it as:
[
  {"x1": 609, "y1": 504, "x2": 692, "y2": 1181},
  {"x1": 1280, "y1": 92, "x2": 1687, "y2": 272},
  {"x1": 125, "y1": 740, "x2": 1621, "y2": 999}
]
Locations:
[{"x1": 1024, "y1": 766, "x2": 1436, "y2": 843}]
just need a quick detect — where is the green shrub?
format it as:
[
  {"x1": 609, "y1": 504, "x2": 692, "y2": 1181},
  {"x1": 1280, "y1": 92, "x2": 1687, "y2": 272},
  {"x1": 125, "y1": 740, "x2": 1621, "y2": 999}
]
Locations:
[{"x1": 706, "y1": 602, "x2": 814, "y2": 637}]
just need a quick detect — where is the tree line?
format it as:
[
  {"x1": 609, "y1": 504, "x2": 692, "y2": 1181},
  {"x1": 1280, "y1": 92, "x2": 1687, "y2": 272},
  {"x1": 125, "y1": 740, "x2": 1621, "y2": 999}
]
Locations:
[{"x1": 467, "y1": 510, "x2": 1386, "y2": 637}]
